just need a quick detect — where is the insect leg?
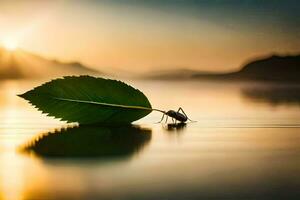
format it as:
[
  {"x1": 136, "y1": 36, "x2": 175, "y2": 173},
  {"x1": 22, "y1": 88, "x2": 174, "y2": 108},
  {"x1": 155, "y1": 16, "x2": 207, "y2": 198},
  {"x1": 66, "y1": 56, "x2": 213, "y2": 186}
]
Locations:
[
  {"x1": 178, "y1": 107, "x2": 197, "y2": 122},
  {"x1": 178, "y1": 107, "x2": 187, "y2": 116},
  {"x1": 165, "y1": 116, "x2": 169, "y2": 123},
  {"x1": 156, "y1": 113, "x2": 165, "y2": 123}
]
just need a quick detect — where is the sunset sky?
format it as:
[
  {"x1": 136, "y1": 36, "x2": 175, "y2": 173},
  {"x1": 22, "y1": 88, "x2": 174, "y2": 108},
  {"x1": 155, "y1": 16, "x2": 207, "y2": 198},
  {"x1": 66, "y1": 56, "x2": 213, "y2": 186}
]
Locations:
[{"x1": 0, "y1": 0, "x2": 299, "y2": 73}]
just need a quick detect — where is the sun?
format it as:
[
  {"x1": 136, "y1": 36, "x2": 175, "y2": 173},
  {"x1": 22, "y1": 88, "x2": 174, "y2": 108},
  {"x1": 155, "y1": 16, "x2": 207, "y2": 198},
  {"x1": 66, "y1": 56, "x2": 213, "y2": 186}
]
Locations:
[{"x1": 2, "y1": 37, "x2": 19, "y2": 51}]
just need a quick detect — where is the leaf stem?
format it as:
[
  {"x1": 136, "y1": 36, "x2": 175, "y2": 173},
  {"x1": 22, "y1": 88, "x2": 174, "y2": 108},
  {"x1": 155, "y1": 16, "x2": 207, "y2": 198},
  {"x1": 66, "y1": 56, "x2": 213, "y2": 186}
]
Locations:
[{"x1": 152, "y1": 108, "x2": 166, "y2": 114}]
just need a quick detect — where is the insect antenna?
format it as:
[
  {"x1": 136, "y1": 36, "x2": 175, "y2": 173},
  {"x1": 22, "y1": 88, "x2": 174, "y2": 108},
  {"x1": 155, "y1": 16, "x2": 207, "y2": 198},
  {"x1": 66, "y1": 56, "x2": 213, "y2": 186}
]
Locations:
[{"x1": 187, "y1": 118, "x2": 197, "y2": 122}]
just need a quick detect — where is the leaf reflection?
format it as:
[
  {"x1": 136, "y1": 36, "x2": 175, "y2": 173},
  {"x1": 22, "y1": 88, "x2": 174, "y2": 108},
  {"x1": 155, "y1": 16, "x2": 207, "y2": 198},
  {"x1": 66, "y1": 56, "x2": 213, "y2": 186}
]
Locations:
[{"x1": 21, "y1": 125, "x2": 152, "y2": 158}]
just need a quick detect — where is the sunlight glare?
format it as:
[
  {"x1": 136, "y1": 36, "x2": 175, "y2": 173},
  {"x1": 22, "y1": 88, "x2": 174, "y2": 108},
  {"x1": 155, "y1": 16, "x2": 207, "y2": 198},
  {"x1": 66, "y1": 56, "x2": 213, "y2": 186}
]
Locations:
[{"x1": 1, "y1": 38, "x2": 18, "y2": 51}]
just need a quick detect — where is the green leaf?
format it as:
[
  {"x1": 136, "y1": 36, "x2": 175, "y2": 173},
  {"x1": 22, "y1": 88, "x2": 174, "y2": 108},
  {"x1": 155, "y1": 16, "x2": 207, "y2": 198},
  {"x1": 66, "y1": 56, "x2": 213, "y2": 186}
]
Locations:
[{"x1": 18, "y1": 76, "x2": 152, "y2": 124}]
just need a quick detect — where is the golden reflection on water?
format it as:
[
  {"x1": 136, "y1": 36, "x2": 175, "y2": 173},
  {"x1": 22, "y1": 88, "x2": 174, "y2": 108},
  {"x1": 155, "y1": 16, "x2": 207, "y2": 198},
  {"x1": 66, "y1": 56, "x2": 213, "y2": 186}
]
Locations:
[
  {"x1": 0, "y1": 153, "x2": 25, "y2": 200},
  {"x1": 0, "y1": 80, "x2": 65, "y2": 200},
  {"x1": 0, "y1": 80, "x2": 300, "y2": 199}
]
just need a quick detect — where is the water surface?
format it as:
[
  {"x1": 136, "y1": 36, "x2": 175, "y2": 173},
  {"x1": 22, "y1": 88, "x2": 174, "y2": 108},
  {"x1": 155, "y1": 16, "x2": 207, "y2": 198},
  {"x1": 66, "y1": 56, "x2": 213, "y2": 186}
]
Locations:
[{"x1": 0, "y1": 80, "x2": 300, "y2": 200}]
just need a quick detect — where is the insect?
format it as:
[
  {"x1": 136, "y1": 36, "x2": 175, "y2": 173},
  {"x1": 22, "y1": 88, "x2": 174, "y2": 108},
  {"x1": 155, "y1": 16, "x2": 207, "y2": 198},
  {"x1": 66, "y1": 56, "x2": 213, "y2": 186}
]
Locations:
[{"x1": 155, "y1": 107, "x2": 195, "y2": 124}]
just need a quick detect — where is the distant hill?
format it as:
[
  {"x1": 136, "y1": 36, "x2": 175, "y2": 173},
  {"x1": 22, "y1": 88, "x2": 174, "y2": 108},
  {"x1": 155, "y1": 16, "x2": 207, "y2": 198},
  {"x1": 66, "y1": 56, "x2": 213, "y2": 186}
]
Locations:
[
  {"x1": 0, "y1": 47, "x2": 100, "y2": 79},
  {"x1": 145, "y1": 54, "x2": 300, "y2": 82},
  {"x1": 194, "y1": 54, "x2": 300, "y2": 82},
  {"x1": 239, "y1": 55, "x2": 300, "y2": 82},
  {"x1": 143, "y1": 69, "x2": 201, "y2": 80}
]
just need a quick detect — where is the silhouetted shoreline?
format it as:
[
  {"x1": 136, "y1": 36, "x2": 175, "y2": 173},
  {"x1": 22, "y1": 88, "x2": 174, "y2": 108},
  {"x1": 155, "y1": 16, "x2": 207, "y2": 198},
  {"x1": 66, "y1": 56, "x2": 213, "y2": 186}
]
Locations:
[{"x1": 145, "y1": 54, "x2": 300, "y2": 83}]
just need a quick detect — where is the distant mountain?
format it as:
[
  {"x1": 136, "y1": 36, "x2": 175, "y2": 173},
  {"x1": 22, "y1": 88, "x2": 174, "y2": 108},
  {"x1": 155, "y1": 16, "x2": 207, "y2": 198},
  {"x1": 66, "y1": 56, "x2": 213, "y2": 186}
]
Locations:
[
  {"x1": 0, "y1": 47, "x2": 100, "y2": 79},
  {"x1": 240, "y1": 55, "x2": 300, "y2": 82},
  {"x1": 143, "y1": 69, "x2": 201, "y2": 80},
  {"x1": 146, "y1": 54, "x2": 300, "y2": 82},
  {"x1": 194, "y1": 54, "x2": 300, "y2": 82}
]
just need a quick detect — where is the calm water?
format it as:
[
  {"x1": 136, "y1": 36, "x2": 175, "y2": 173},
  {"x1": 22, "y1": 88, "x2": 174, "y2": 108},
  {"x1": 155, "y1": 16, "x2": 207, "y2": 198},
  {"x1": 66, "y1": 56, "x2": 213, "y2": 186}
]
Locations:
[{"x1": 0, "y1": 79, "x2": 300, "y2": 200}]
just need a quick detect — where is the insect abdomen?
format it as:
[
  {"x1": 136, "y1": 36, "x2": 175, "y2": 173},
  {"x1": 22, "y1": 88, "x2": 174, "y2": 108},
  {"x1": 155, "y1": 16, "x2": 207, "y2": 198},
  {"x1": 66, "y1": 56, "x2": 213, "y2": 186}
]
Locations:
[
  {"x1": 175, "y1": 113, "x2": 187, "y2": 122},
  {"x1": 166, "y1": 110, "x2": 187, "y2": 122}
]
